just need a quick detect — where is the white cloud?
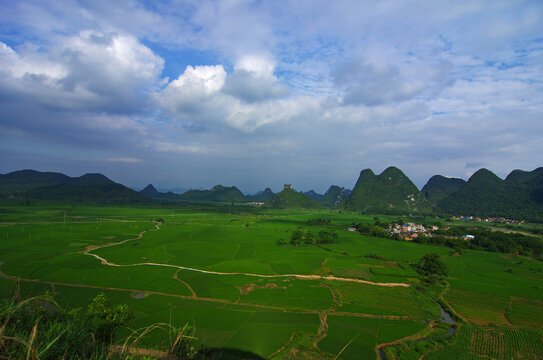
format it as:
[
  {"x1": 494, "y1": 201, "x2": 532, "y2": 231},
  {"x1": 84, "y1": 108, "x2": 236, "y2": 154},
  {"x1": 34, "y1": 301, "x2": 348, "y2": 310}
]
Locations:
[
  {"x1": 0, "y1": 31, "x2": 164, "y2": 112},
  {"x1": 235, "y1": 54, "x2": 275, "y2": 77},
  {"x1": 168, "y1": 65, "x2": 227, "y2": 94},
  {"x1": 158, "y1": 58, "x2": 297, "y2": 131}
]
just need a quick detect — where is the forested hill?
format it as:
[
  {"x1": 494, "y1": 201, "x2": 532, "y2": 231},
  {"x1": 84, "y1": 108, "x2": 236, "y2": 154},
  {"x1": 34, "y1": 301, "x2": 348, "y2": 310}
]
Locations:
[
  {"x1": 436, "y1": 167, "x2": 543, "y2": 220},
  {"x1": 265, "y1": 186, "x2": 324, "y2": 209},
  {"x1": 421, "y1": 175, "x2": 466, "y2": 205},
  {"x1": 0, "y1": 170, "x2": 149, "y2": 204},
  {"x1": 318, "y1": 185, "x2": 351, "y2": 207},
  {"x1": 340, "y1": 167, "x2": 428, "y2": 214},
  {"x1": 178, "y1": 185, "x2": 247, "y2": 202},
  {"x1": 0, "y1": 170, "x2": 114, "y2": 196},
  {"x1": 246, "y1": 188, "x2": 275, "y2": 202}
]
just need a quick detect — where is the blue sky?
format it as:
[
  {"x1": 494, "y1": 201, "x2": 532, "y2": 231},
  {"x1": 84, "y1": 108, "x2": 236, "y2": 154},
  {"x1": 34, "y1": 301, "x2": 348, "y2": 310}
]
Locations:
[{"x1": 1, "y1": 0, "x2": 542, "y2": 194}]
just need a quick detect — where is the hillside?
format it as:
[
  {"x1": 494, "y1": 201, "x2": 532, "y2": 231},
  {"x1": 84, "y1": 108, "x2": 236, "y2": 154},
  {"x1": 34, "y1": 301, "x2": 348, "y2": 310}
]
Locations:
[
  {"x1": 436, "y1": 168, "x2": 543, "y2": 219},
  {"x1": 246, "y1": 188, "x2": 275, "y2": 202},
  {"x1": 140, "y1": 184, "x2": 160, "y2": 197},
  {"x1": 421, "y1": 175, "x2": 466, "y2": 205},
  {"x1": 0, "y1": 169, "x2": 118, "y2": 196},
  {"x1": 178, "y1": 185, "x2": 247, "y2": 202},
  {"x1": 340, "y1": 167, "x2": 428, "y2": 214},
  {"x1": 265, "y1": 185, "x2": 324, "y2": 209},
  {"x1": 302, "y1": 190, "x2": 322, "y2": 200},
  {"x1": 139, "y1": 184, "x2": 180, "y2": 200},
  {"x1": 0, "y1": 170, "x2": 72, "y2": 196},
  {"x1": 23, "y1": 182, "x2": 150, "y2": 203},
  {"x1": 318, "y1": 185, "x2": 351, "y2": 207}
]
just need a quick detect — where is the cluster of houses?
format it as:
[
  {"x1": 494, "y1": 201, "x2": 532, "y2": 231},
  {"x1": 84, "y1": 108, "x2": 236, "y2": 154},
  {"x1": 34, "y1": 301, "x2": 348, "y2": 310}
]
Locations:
[
  {"x1": 387, "y1": 223, "x2": 476, "y2": 242},
  {"x1": 451, "y1": 215, "x2": 524, "y2": 225},
  {"x1": 387, "y1": 223, "x2": 439, "y2": 241}
]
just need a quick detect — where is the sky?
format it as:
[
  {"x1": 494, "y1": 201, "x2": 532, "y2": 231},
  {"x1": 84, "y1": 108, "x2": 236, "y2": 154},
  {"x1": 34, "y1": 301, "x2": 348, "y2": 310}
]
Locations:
[{"x1": 1, "y1": 0, "x2": 542, "y2": 194}]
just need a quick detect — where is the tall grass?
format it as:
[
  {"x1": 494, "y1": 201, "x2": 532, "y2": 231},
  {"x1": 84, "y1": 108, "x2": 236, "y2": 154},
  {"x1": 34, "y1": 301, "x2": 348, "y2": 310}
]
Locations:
[{"x1": 0, "y1": 292, "x2": 199, "y2": 360}]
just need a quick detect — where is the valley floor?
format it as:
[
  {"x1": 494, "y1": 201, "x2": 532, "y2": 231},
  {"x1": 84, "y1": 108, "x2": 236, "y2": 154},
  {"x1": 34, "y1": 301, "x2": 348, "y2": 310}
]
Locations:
[{"x1": 0, "y1": 203, "x2": 541, "y2": 359}]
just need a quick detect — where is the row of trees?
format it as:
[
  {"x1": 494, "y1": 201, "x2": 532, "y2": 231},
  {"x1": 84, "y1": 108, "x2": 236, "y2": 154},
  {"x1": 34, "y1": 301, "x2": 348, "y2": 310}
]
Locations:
[
  {"x1": 277, "y1": 228, "x2": 339, "y2": 246},
  {"x1": 354, "y1": 219, "x2": 542, "y2": 259},
  {"x1": 416, "y1": 227, "x2": 542, "y2": 259}
]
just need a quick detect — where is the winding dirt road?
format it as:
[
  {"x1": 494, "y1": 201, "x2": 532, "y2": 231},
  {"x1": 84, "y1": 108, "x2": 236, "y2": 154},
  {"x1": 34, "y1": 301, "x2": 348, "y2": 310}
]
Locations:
[{"x1": 83, "y1": 222, "x2": 411, "y2": 288}]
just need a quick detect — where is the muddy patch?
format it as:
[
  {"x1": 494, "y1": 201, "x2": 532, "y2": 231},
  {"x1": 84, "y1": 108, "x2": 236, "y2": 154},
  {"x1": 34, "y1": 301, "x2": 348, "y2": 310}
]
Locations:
[
  {"x1": 237, "y1": 282, "x2": 283, "y2": 295},
  {"x1": 131, "y1": 292, "x2": 148, "y2": 299}
]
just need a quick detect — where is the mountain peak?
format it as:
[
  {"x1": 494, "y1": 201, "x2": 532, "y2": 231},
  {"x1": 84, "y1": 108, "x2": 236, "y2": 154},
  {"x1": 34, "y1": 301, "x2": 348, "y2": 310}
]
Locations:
[
  {"x1": 468, "y1": 168, "x2": 502, "y2": 184},
  {"x1": 141, "y1": 184, "x2": 158, "y2": 193},
  {"x1": 359, "y1": 168, "x2": 376, "y2": 178},
  {"x1": 342, "y1": 166, "x2": 425, "y2": 214},
  {"x1": 76, "y1": 173, "x2": 114, "y2": 185},
  {"x1": 380, "y1": 166, "x2": 407, "y2": 179}
]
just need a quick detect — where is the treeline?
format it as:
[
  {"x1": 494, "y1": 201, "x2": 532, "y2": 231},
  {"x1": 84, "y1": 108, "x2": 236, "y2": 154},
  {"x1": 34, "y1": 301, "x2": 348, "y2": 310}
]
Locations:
[
  {"x1": 354, "y1": 221, "x2": 543, "y2": 260},
  {"x1": 425, "y1": 227, "x2": 543, "y2": 258},
  {"x1": 307, "y1": 218, "x2": 331, "y2": 225},
  {"x1": 278, "y1": 228, "x2": 338, "y2": 246}
]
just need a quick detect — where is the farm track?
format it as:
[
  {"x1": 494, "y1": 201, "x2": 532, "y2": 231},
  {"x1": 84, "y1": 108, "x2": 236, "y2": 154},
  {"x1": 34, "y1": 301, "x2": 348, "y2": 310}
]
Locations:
[
  {"x1": 0, "y1": 212, "x2": 422, "y2": 359},
  {"x1": 173, "y1": 269, "x2": 197, "y2": 297},
  {"x1": 0, "y1": 219, "x2": 413, "y2": 315},
  {"x1": 82, "y1": 221, "x2": 411, "y2": 288},
  {"x1": 0, "y1": 269, "x2": 420, "y2": 322}
]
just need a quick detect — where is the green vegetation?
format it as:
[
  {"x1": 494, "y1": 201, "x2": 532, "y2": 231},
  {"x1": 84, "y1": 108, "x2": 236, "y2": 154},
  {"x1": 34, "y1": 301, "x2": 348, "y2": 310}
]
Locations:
[
  {"x1": 178, "y1": 185, "x2": 247, "y2": 203},
  {"x1": 288, "y1": 228, "x2": 338, "y2": 245},
  {"x1": 317, "y1": 186, "x2": 351, "y2": 208},
  {"x1": 436, "y1": 167, "x2": 543, "y2": 221},
  {"x1": 421, "y1": 175, "x2": 466, "y2": 205},
  {"x1": 415, "y1": 253, "x2": 448, "y2": 284},
  {"x1": 246, "y1": 188, "x2": 275, "y2": 202},
  {"x1": 340, "y1": 167, "x2": 428, "y2": 214},
  {"x1": 0, "y1": 200, "x2": 541, "y2": 359},
  {"x1": 265, "y1": 187, "x2": 324, "y2": 209},
  {"x1": 425, "y1": 325, "x2": 543, "y2": 360}
]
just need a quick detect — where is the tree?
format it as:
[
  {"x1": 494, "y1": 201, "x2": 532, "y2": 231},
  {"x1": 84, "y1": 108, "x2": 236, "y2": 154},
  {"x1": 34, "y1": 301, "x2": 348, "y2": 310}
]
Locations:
[
  {"x1": 415, "y1": 253, "x2": 448, "y2": 284},
  {"x1": 87, "y1": 293, "x2": 133, "y2": 342}
]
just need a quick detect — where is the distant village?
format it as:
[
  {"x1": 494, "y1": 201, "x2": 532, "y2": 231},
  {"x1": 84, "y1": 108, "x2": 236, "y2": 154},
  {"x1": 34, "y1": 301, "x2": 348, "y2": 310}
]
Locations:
[
  {"x1": 450, "y1": 215, "x2": 525, "y2": 225},
  {"x1": 381, "y1": 215, "x2": 525, "y2": 241}
]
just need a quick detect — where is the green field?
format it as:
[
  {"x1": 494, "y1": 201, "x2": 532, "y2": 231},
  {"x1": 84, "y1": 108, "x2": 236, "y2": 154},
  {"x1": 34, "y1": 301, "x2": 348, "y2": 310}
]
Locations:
[{"x1": 1, "y1": 201, "x2": 542, "y2": 359}]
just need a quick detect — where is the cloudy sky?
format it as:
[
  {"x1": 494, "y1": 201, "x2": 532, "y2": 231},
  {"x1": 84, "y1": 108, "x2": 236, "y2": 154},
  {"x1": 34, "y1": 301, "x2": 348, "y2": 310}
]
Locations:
[{"x1": 1, "y1": 0, "x2": 542, "y2": 194}]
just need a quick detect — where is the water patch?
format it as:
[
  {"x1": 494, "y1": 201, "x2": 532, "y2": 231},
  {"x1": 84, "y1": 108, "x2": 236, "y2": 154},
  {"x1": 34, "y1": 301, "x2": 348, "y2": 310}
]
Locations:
[{"x1": 438, "y1": 302, "x2": 457, "y2": 325}]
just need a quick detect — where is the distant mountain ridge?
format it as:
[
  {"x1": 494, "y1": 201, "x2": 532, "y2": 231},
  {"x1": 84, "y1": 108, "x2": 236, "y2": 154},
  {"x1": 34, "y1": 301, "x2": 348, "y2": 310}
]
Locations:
[
  {"x1": 302, "y1": 190, "x2": 322, "y2": 200},
  {"x1": 2, "y1": 167, "x2": 542, "y2": 219},
  {"x1": 0, "y1": 169, "x2": 148, "y2": 203},
  {"x1": 435, "y1": 167, "x2": 543, "y2": 219},
  {"x1": 178, "y1": 185, "x2": 247, "y2": 203},
  {"x1": 421, "y1": 175, "x2": 466, "y2": 205},
  {"x1": 0, "y1": 169, "x2": 114, "y2": 196},
  {"x1": 318, "y1": 186, "x2": 351, "y2": 207},
  {"x1": 246, "y1": 188, "x2": 275, "y2": 202}
]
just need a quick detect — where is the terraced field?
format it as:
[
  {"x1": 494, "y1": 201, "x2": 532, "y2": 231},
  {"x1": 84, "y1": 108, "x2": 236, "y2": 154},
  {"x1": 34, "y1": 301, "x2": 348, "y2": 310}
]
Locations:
[{"x1": 1, "y1": 202, "x2": 542, "y2": 358}]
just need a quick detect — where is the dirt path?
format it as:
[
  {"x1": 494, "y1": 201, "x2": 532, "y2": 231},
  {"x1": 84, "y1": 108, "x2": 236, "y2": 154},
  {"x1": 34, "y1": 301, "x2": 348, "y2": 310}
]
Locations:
[
  {"x1": 173, "y1": 269, "x2": 197, "y2": 297},
  {"x1": 330, "y1": 311, "x2": 411, "y2": 320},
  {"x1": 439, "y1": 282, "x2": 468, "y2": 323},
  {"x1": 83, "y1": 221, "x2": 410, "y2": 288}
]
